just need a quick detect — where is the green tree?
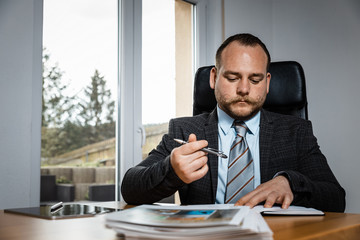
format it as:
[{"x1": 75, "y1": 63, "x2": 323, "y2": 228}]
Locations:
[
  {"x1": 78, "y1": 70, "x2": 115, "y2": 143},
  {"x1": 41, "y1": 52, "x2": 116, "y2": 159},
  {"x1": 79, "y1": 70, "x2": 114, "y2": 126},
  {"x1": 42, "y1": 48, "x2": 74, "y2": 127},
  {"x1": 41, "y1": 49, "x2": 79, "y2": 158}
]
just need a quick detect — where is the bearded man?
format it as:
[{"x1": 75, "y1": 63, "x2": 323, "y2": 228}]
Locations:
[{"x1": 121, "y1": 33, "x2": 345, "y2": 212}]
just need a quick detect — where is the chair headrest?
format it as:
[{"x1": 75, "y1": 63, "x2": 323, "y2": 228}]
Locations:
[
  {"x1": 193, "y1": 66, "x2": 217, "y2": 115},
  {"x1": 264, "y1": 61, "x2": 308, "y2": 119}
]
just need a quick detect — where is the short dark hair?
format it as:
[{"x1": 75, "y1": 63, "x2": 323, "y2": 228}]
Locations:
[{"x1": 215, "y1": 33, "x2": 271, "y2": 71}]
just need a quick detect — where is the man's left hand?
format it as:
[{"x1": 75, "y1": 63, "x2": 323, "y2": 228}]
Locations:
[{"x1": 234, "y1": 175, "x2": 294, "y2": 209}]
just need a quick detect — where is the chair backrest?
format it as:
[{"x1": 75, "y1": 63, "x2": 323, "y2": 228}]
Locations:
[{"x1": 193, "y1": 61, "x2": 308, "y2": 120}]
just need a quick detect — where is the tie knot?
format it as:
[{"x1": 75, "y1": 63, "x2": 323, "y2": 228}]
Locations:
[{"x1": 233, "y1": 121, "x2": 248, "y2": 137}]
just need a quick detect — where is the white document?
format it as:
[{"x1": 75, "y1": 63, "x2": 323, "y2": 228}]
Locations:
[{"x1": 253, "y1": 205, "x2": 324, "y2": 216}]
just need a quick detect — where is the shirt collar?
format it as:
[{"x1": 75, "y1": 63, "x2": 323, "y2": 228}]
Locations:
[{"x1": 217, "y1": 105, "x2": 260, "y2": 136}]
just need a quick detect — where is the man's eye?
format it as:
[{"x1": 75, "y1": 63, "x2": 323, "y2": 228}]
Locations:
[
  {"x1": 226, "y1": 76, "x2": 238, "y2": 81},
  {"x1": 250, "y1": 79, "x2": 261, "y2": 84}
]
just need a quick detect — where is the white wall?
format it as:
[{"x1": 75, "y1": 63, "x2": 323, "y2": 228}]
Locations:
[
  {"x1": 0, "y1": 0, "x2": 43, "y2": 209},
  {"x1": 218, "y1": 0, "x2": 360, "y2": 213}
]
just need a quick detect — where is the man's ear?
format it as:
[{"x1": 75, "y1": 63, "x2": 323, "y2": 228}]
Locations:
[
  {"x1": 209, "y1": 67, "x2": 217, "y2": 90},
  {"x1": 266, "y1": 72, "x2": 271, "y2": 94}
]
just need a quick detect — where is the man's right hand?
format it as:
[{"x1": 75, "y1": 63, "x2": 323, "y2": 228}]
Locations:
[{"x1": 170, "y1": 134, "x2": 209, "y2": 184}]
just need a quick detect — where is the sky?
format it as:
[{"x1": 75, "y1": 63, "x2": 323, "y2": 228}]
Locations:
[
  {"x1": 43, "y1": 0, "x2": 175, "y2": 125},
  {"x1": 43, "y1": 0, "x2": 117, "y2": 98}
]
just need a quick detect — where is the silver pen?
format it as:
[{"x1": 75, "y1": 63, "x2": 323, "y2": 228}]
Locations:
[{"x1": 174, "y1": 138, "x2": 228, "y2": 159}]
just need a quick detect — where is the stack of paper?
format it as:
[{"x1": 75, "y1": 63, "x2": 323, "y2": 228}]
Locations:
[{"x1": 105, "y1": 204, "x2": 273, "y2": 240}]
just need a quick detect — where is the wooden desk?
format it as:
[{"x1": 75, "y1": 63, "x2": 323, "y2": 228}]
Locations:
[
  {"x1": 1, "y1": 206, "x2": 360, "y2": 240},
  {"x1": 265, "y1": 212, "x2": 360, "y2": 240}
]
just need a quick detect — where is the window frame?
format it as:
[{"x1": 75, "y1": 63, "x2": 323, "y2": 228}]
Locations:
[{"x1": 116, "y1": 0, "x2": 143, "y2": 201}]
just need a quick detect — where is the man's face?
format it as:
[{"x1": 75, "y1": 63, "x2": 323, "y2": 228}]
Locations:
[{"x1": 210, "y1": 42, "x2": 271, "y2": 120}]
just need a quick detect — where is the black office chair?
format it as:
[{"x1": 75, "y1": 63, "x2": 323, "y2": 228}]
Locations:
[{"x1": 193, "y1": 61, "x2": 308, "y2": 120}]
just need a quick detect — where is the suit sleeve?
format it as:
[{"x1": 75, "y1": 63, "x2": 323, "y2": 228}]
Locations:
[
  {"x1": 282, "y1": 121, "x2": 346, "y2": 212},
  {"x1": 120, "y1": 119, "x2": 185, "y2": 205}
]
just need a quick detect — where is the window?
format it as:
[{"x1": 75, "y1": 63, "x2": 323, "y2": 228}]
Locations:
[
  {"x1": 142, "y1": 0, "x2": 195, "y2": 160},
  {"x1": 41, "y1": 0, "x2": 117, "y2": 202}
]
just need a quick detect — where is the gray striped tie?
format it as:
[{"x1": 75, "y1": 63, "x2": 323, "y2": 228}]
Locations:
[{"x1": 225, "y1": 121, "x2": 254, "y2": 204}]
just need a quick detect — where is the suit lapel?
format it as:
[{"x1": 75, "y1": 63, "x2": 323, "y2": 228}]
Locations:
[
  {"x1": 259, "y1": 109, "x2": 274, "y2": 183},
  {"x1": 204, "y1": 109, "x2": 219, "y2": 202}
]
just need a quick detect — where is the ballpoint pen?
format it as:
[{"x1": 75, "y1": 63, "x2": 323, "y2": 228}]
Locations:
[{"x1": 173, "y1": 138, "x2": 228, "y2": 159}]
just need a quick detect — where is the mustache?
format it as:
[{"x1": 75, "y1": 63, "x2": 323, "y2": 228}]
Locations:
[{"x1": 227, "y1": 97, "x2": 255, "y2": 104}]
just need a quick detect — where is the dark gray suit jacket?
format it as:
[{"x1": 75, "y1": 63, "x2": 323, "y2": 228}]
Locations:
[{"x1": 121, "y1": 109, "x2": 346, "y2": 212}]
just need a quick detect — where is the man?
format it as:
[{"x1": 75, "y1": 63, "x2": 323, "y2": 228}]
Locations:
[{"x1": 121, "y1": 33, "x2": 345, "y2": 212}]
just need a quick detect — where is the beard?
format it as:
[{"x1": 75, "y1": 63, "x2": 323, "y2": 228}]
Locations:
[{"x1": 215, "y1": 91, "x2": 266, "y2": 120}]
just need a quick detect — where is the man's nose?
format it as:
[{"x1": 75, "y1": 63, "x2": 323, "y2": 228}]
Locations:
[{"x1": 236, "y1": 79, "x2": 250, "y2": 95}]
